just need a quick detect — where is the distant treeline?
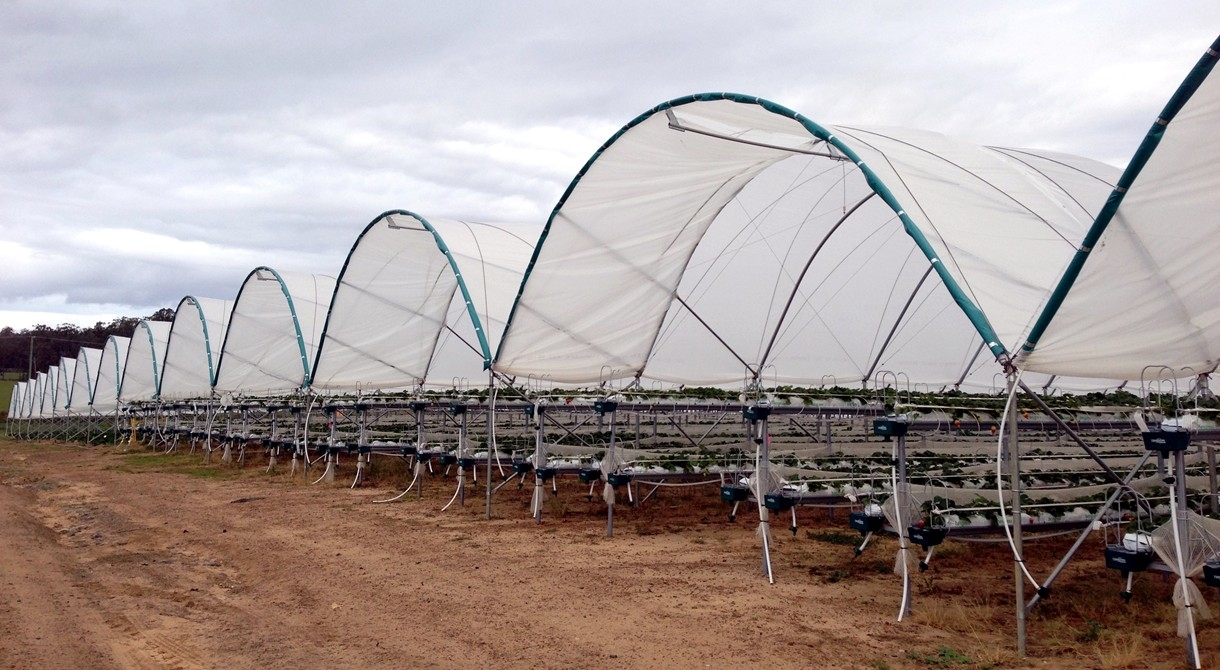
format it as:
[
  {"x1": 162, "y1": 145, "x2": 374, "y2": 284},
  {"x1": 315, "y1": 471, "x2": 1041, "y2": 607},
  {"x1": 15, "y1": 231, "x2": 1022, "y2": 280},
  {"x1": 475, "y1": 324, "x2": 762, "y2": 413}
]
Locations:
[{"x1": 0, "y1": 308, "x2": 175, "y2": 379}]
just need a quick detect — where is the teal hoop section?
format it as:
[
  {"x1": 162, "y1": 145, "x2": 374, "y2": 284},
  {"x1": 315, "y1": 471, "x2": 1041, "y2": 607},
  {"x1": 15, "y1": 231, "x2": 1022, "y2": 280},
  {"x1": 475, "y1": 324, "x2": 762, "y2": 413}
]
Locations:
[
  {"x1": 214, "y1": 266, "x2": 312, "y2": 390},
  {"x1": 1020, "y1": 37, "x2": 1220, "y2": 358},
  {"x1": 309, "y1": 210, "x2": 494, "y2": 386},
  {"x1": 494, "y1": 92, "x2": 1006, "y2": 369}
]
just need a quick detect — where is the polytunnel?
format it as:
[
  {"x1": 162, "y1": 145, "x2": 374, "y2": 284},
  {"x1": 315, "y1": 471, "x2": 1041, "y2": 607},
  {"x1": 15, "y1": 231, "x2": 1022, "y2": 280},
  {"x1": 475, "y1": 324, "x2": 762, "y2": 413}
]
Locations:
[
  {"x1": 982, "y1": 38, "x2": 1220, "y2": 667},
  {"x1": 160, "y1": 296, "x2": 231, "y2": 400},
  {"x1": 24, "y1": 378, "x2": 37, "y2": 418},
  {"x1": 309, "y1": 211, "x2": 540, "y2": 392},
  {"x1": 67, "y1": 346, "x2": 102, "y2": 413},
  {"x1": 35, "y1": 371, "x2": 51, "y2": 418},
  {"x1": 119, "y1": 320, "x2": 171, "y2": 403},
  {"x1": 16, "y1": 380, "x2": 30, "y2": 418},
  {"x1": 10, "y1": 381, "x2": 25, "y2": 418},
  {"x1": 1017, "y1": 35, "x2": 1220, "y2": 382},
  {"x1": 39, "y1": 367, "x2": 56, "y2": 416},
  {"x1": 213, "y1": 267, "x2": 335, "y2": 395},
  {"x1": 56, "y1": 356, "x2": 77, "y2": 411},
  {"x1": 492, "y1": 93, "x2": 1121, "y2": 390},
  {"x1": 24, "y1": 379, "x2": 37, "y2": 418},
  {"x1": 90, "y1": 335, "x2": 130, "y2": 414}
]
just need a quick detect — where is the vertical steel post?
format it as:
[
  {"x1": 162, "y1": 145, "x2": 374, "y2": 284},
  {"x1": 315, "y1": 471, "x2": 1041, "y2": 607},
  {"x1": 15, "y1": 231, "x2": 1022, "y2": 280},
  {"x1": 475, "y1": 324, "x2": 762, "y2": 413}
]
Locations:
[
  {"x1": 486, "y1": 372, "x2": 495, "y2": 521},
  {"x1": 1008, "y1": 373, "x2": 1026, "y2": 656},
  {"x1": 1208, "y1": 446, "x2": 1218, "y2": 516}
]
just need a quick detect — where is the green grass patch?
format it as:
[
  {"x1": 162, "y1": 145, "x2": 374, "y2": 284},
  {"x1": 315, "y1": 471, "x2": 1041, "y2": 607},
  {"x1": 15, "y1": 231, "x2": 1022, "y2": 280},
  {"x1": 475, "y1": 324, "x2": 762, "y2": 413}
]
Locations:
[
  {"x1": 806, "y1": 529, "x2": 862, "y2": 546},
  {"x1": 0, "y1": 379, "x2": 15, "y2": 419},
  {"x1": 906, "y1": 646, "x2": 974, "y2": 667},
  {"x1": 108, "y1": 450, "x2": 238, "y2": 479}
]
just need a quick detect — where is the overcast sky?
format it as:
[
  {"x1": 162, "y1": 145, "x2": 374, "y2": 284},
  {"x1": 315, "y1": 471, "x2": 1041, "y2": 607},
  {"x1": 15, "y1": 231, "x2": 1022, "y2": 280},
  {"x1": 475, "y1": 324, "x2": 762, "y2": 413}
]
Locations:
[{"x1": 2, "y1": 1, "x2": 1217, "y2": 331}]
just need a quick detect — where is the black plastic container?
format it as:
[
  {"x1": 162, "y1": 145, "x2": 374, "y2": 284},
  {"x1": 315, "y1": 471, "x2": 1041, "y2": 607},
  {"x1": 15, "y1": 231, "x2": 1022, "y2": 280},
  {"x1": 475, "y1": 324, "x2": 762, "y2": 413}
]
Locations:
[
  {"x1": 1104, "y1": 545, "x2": 1154, "y2": 573},
  {"x1": 742, "y1": 405, "x2": 771, "y2": 422},
  {"x1": 720, "y1": 485, "x2": 751, "y2": 503},
  {"x1": 908, "y1": 523, "x2": 947, "y2": 548},
  {"x1": 1142, "y1": 429, "x2": 1191, "y2": 452},
  {"x1": 850, "y1": 511, "x2": 885, "y2": 534},
  {"x1": 1204, "y1": 559, "x2": 1220, "y2": 588},
  {"x1": 873, "y1": 418, "x2": 909, "y2": 438},
  {"x1": 764, "y1": 493, "x2": 795, "y2": 512}
]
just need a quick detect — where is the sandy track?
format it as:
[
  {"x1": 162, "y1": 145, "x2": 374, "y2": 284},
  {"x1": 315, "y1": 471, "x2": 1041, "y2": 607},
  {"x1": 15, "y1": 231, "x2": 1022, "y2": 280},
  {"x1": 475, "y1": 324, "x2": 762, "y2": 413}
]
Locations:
[{"x1": 0, "y1": 439, "x2": 1215, "y2": 669}]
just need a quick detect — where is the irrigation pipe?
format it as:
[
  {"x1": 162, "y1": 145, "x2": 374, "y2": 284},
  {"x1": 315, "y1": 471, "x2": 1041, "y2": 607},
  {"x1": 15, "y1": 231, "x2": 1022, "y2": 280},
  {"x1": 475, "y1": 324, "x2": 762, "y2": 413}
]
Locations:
[
  {"x1": 995, "y1": 369, "x2": 1043, "y2": 593},
  {"x1": 1167, "y1": 457, "x2": 1201, "y2": 667},
  {"x1": 633, "y1": 478, "x2": 721, "y2": 487},
  {"x1": 949, "y1": 528, "x2": 1088, "y2": 543},
  {"x1": 890, "y1": 432, "x2": 912, "y2": 622}
]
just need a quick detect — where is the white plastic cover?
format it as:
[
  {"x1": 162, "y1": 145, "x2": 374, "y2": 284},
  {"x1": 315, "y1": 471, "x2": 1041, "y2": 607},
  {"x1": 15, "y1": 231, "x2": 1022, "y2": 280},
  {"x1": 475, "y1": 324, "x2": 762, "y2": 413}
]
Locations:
[
  {"x1": 161, "y1": 296, "x2": 231, "y2": 400},
  {"x1": 91, "y1": 335, "x2": 130, "y2": 414},
  {"x1": 34, "y1": 370, "x2": 51, "y2": 418},
  {"x1": 22, "y1": 379, "x2": 34, "y2": 418},
  {"x1": 1150, "y1": 511, "x2": 1219, "y2": 637},
  {"x1": 119, "y1": 320, "x2": 172, "y2": 402},
  {"x1": 1022, "y1": 51, "x2": 1220, "y2": 379},
  {"x1": 67, "y1": 346, "x2": 102, "y2": 413},
  {"x1": 494, "y1": 96, "x2": 1117, "y2": 388},
  {"x1": 7, "y1": 380, "x2": 20, "y2": 417},
  {"x1": 11, "y1": 381, "x2": 25, "y2": 418},
  {"x1": 214, "y1": 267, "x2": 335, "y2": 394},
  {"x1": 310, "y1": 212, "x2": 539, "y2": 391},
  {"x1": 56, "y1": 357, "x2": 77, "y2": 410}
]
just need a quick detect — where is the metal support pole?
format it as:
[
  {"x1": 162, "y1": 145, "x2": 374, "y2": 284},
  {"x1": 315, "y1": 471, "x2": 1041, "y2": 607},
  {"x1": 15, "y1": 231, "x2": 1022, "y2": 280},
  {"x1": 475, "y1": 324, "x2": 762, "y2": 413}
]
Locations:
[
  {"x1": 533, "y1": 403, "x2": 546, "y2": 523},
  {"x1": 759, "y1": 410, "x2": 773, "y2": 583},
  {"x1": 486, "y1": 372, "x2": 495, "y2": 521},
  {"x1": 1209, "y1": 446, "x2": 1218, "y2": 517},
  {"x1": 1018, "y1": 381, "x2": 1143, "y2": 500},
  {"x1": 416, "y1": 404, "x2": 425, "y2": 499},
  {"x1": 1009, "y1": 373, "x2": 1026, "y2": 657},
  {"x1": 1025, "y1": 450, "x2": 1153, "y2": 613}
]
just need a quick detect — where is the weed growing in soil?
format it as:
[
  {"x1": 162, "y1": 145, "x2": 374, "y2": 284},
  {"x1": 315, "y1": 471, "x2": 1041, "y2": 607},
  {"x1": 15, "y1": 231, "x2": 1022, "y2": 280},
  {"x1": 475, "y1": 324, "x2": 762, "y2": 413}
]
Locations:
[{"x1": 906, "y1": 646, "x2": 972, "y2": 667}]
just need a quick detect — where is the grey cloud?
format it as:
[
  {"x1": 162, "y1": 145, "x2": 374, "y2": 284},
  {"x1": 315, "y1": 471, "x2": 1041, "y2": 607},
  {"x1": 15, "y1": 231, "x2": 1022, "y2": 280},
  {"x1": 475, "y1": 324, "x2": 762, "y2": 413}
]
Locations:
[{"x1": 2, "y1": 0, "x2": 1219, "y2": 327}]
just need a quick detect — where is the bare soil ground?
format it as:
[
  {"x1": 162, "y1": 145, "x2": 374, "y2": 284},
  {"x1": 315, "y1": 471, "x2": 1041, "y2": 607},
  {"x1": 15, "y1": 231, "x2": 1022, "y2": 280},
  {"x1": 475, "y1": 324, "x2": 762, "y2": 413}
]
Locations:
[{"x1": 0, "y1": 437, "x2": 1216, "y2": 669}]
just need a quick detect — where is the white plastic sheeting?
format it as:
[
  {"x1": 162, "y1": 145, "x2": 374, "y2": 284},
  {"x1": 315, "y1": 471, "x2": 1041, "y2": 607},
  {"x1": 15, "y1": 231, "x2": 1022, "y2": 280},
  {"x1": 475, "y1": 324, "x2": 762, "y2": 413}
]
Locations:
[
  {"x1": 13, "y1": 43, "x2": 1215, "y2": 398},
  {"x1": 91, "y1": 336, "x2": 130, "y2": 414},
  {"x1": 1021, "y1": 38, "x2": 1220, "y2": 380},
  {"x1": 67, "y1": 347, "x2": 103, "y2": 413},
  {"x1": 10, "y1": 381, "x2": 25, "y2": 418},
  {"x1": 214, "y1": 267, "x2": 335, "y2": 394},
  {"x1": 34, "y1": 371, "x2": 51, "y2": 418},
  {"x1": 23, "y1": 379, "x2": 35, "y2": 418},
  {"x1": 56, "y1": 356, "x2": 77, "y2": 411},
  {"x1": 1150, "y1": 511, "x2": 1220, "y2": 637},
  {"x1": 119, "y1": 320, "x2": 172, "y2": 402},
  {"x1": 494, "y1": 94, "x2": 1118, "y2": 388},
  {"x1": 310, "y1": 211, "x2": 539, "y2": 391},
  {"x1": 160, "y1": 296, "x2": 231, "y2": 400}
]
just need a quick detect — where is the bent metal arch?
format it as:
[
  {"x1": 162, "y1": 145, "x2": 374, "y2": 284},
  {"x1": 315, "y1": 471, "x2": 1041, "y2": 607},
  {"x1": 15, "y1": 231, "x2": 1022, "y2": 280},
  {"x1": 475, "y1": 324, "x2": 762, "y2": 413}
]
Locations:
[
  {"x1": 308, "y1": 210, "x2": 538, "y2": 392},
  {"x1": 492, "y1": 92, "x2": 1118, "y2": 389},
  {"x1": 213, "y1": 266, "x2": 335, "y2": 395}
]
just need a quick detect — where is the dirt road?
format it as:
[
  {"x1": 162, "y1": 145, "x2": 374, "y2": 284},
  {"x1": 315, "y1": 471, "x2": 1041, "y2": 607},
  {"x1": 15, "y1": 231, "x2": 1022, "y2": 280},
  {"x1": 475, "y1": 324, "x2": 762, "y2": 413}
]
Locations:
[{"x1": 0, "y1": 438, "x2": 1212, "y2": 669}]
